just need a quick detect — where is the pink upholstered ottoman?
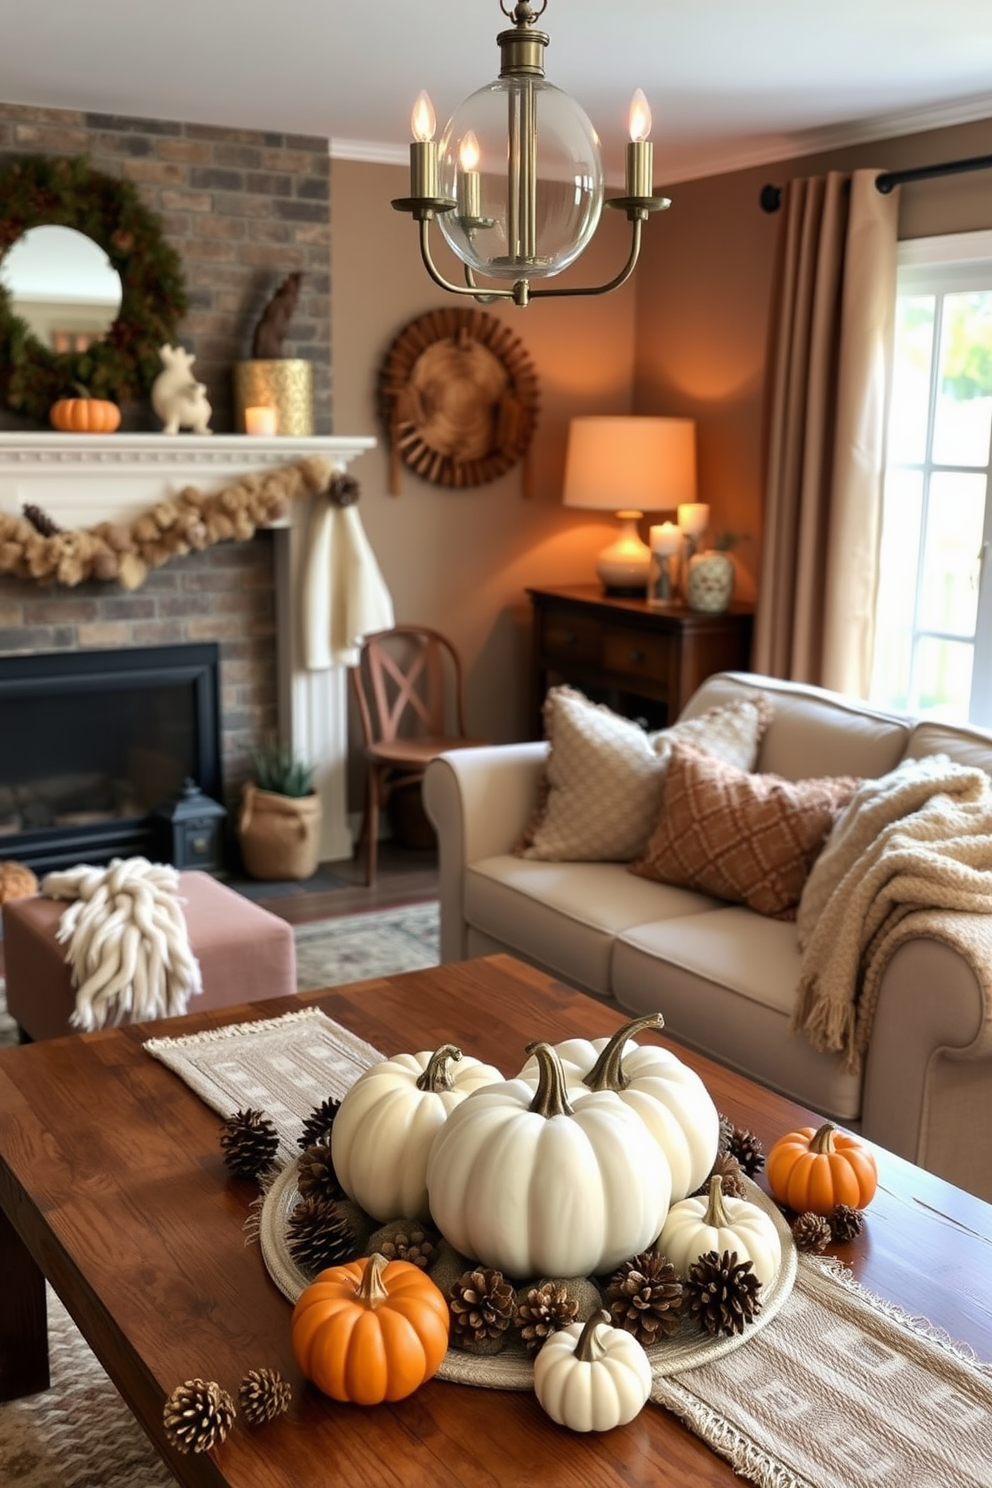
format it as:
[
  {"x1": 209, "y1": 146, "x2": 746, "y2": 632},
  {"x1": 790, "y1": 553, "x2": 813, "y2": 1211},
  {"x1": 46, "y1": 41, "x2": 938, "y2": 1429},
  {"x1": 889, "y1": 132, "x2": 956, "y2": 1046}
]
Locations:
[{"x1": 2, "y1": 869, "x2": 296, "y2": 1042}]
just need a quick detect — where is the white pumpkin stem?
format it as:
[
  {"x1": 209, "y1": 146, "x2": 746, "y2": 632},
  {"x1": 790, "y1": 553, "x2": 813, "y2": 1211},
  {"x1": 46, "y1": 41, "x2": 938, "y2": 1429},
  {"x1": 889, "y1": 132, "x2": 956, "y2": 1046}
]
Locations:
[
  {"x1": 358, "y1": 1252, "x2": 391, "y2": 1306},
  {"x1": 703, "y1": 1173, "x2": 733, "y2": 1228},
  {"x1": 574, "y1": 1309, "x2": 612, "y2": 1362},
  {"x1": 525, "y1": 1042, "x2": 575, "y2": 1118},
  {"x1": 583, "y1": 1013, "x2": 665, "y2": 1092},
  {"x1": 415, "y1": 1044, "x2": 463, "y2": 1093},
  {"x1": 809, "y1": 1123, "x2": 837, "y2": 1155}
]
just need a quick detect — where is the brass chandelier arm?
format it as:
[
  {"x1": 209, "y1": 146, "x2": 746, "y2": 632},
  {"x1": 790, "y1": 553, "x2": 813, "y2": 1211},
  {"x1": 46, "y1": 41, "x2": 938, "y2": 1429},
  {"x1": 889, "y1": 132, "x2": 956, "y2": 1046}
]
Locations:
[
  {"x1": 417, "y1": 219, "x2": 525, "y2": 304},
  {"x1": 526, "y1": 216, "x2": 646, "y2": 301}
]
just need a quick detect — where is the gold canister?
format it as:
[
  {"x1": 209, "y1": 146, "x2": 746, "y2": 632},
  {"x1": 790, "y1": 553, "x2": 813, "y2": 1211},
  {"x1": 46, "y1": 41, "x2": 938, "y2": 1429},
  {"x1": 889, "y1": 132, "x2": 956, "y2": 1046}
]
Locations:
[{"x1": 233, "y1": 359, "x2": 314, "y2": 436}]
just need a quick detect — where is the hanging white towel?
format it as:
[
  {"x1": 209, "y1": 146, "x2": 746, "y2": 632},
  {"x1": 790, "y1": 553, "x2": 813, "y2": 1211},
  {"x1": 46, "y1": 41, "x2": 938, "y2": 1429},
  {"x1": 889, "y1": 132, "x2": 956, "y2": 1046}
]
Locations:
[{"x1": 304, "y1": 496, "x2": 394, "y2": 669}]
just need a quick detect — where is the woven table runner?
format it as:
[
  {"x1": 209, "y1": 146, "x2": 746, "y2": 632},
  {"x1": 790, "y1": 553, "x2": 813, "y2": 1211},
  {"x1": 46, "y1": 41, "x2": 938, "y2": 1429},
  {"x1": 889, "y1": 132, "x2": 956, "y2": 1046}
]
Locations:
[{"x1": 144, "y1": 1012, "x2": 992, "y2": 1488}]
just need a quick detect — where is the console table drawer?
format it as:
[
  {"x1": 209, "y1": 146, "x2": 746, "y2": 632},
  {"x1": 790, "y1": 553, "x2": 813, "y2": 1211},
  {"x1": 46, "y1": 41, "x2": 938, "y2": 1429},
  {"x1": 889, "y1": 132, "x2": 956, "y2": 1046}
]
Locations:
[
  {"x1": 601, "y1": 628, "x2": 671, "y2": 682},
  {"x1": 539, "y1": 613, "x2": 603, "y2": 666}
]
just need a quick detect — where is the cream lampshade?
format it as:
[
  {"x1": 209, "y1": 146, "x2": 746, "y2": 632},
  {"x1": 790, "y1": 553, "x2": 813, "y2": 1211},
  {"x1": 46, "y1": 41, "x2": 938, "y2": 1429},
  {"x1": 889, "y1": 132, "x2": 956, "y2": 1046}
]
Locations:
[{"x1": 563, "y1": 416, "x2": 698, "y2": 593}]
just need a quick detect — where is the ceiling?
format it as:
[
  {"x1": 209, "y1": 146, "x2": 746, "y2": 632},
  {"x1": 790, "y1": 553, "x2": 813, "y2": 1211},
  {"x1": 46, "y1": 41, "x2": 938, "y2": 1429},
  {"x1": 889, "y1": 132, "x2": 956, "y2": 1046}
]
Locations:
[{"x1": 2, "y1": 2, "x2": 992, "y2": 184}]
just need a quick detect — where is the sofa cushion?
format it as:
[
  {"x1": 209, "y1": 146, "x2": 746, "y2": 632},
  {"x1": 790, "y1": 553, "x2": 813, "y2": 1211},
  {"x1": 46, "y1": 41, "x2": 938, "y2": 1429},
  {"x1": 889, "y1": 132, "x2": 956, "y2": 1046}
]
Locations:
[
  {"x1": 679, "y1": 672, "x2": 910, "y2": 782},
  {"x1": 516, "y1": 686, "x2": 771, "y2": 863},
  {"x1": 464, "y1": 855, "x2": 721, "y2": 998},
  {"x1": 611, "y1": 908, "x2": 863, "y2": 1122},
  {"x1": 630, "y1": 742, "x2": 860, "y2": 920},
  {"x1": 903, "y1": 719, "x2": 992, "y2": 776}
]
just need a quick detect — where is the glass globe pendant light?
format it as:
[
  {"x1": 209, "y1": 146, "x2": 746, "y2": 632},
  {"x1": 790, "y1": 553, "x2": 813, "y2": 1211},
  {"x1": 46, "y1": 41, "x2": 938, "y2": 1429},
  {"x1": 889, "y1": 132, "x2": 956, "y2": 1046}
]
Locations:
[{"x1": 392, "y1": 1, "x2": 671, "y2": 307}]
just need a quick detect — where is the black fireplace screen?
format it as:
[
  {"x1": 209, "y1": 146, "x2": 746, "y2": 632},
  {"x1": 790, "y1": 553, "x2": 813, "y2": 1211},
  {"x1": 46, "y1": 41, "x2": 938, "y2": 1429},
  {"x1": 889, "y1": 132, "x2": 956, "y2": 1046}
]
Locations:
[{"x1": 0, "y1": 644, "x2": 222, "y2": 873}]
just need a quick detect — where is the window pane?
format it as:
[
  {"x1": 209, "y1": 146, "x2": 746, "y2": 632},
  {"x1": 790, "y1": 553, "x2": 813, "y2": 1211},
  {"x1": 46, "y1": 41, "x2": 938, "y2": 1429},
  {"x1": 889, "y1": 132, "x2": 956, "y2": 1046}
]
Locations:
[
  {"x1": 888, "y1": 294, "x2": 935, "y2": 465},
  {"x1": 915, "y1": 636, "x2": 974, "y2": 721},
  {"x1": 871, "y1": 470, "x2": 921, "y2": 712},
  {"x1": 918, "y1": 471, "x2": 986, "y2": 634},
  {"x1": 932, "y1": 291, "x2": 992, "y2": 467}
]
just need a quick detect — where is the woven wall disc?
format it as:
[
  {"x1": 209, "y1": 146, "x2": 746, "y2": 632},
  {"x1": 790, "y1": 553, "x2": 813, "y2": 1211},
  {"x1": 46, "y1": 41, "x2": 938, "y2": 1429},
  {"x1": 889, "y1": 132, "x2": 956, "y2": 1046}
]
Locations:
[{"x1": 378, "y1": 307, "x2": 540, "y2": 494}]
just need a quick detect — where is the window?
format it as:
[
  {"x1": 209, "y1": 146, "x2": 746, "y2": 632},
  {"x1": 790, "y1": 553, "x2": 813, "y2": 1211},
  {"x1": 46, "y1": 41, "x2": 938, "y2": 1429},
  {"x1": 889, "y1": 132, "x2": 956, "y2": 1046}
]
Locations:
[{"x1": 870, "y1": 232, "x2": 992, "y2": 725}]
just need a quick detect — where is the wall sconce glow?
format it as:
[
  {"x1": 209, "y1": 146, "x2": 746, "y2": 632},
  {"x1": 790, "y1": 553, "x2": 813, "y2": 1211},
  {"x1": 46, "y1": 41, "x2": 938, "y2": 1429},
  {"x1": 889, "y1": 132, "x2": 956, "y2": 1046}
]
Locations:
[{"x1": 392, "y1": 1, "x2": 671, "y2": 308}]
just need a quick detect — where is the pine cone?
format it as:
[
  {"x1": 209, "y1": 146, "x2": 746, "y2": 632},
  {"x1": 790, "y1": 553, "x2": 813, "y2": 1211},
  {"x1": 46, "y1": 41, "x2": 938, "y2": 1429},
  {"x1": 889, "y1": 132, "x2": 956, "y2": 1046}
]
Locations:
[
  {"x1": 829, "y1": 1203, "x2": 866, "y2": 1243},
  {"x1": 686, "y1": 1249, "x2": 762, "y2": 1336},
  {"x1": 219, "y1": 1108, "x2": 280, "y2": 1180},
  {"x1": 286, "y1": 1195, "x2": 361, "y2": 1278},
  {"x1": 726, "y1": 1125, "x2": 765, "y2": 1177},
  {"x1": 296, "y1": 1143, "x2": 342, "y2": 1204},
  {"x1": 22, "y1": 502, "x2": 62, "y2": 537},
  {"x1": 368, "y1": 1220, "x2": 438, "y2": 1271},
  {"x1": 163, "y1": 1378, "x2": 236, "y2": 1454},
  {"x1": 605, "y1": 1251, "x2": 683, "y2": 1344},
  {"x1": 238, "y1": 1367, "x2": 292, "y2": 1426},
  {"x1": 697, "y1": 1152, "x2": 748, "y2": 1200},
  {"x1": 298, "y1": 1097, "x2": 341, "y2": 1150},
  {"x1": 792, "y1": 1211, "x2": 832, "y2": 1253},
  {"x1": 717, "y1": 1113, "x2": 736, "y2": 1155},
  {"x1": 515, "y1": 1281, "x2": 578, "y2": 1356},
  {"x1": 448, "y1": 1267, "x2": 515, "y2": 1352}
]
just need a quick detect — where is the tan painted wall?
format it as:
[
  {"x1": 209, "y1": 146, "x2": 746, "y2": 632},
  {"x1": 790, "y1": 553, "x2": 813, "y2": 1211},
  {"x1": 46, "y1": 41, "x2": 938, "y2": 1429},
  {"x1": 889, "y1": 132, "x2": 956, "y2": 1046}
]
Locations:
[
  {"x1": 633, "y1": 114, "x2": 992, "y2": 603},
  {"x1": 330, "y1": 157, "x2": 640, "y2": 752}
]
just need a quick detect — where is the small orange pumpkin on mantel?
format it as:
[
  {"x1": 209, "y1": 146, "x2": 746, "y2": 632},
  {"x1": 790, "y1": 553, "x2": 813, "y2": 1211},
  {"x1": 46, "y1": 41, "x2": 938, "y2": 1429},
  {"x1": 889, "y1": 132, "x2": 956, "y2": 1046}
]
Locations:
[
  {"x1": 50, "y1": 389, "x2": 121, "y2": 434},
  {"x1": 766, "y1": 1122, "x2": 878, "y2": 1215},
  {"x1": 291, "y1": 1252, "x2": 449, "y2": 1405}
]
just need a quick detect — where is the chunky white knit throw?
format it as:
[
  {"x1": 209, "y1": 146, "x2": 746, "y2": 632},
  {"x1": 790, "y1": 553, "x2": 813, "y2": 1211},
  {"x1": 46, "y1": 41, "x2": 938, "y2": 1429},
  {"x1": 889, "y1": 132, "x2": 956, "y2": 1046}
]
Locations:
[
  {"x1": 42, "y1": 858, "x2": 203, "y2": 1032},
  {"x1": 793, "y1": 757, "x2": 992, "y2": 1071}
]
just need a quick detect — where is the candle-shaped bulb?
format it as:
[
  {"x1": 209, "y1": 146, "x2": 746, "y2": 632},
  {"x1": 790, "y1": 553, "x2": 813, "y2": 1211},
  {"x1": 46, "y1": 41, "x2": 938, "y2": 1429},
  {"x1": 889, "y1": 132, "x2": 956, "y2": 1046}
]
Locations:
[
  {"x1": 628, "y1": 89, "x2": 652, "y2": 143},
  {"x1": 459, "y1": 131, "x2": 480, "y2": 172},
  {"x1": 411, "y1": 91, "x2": 436, "y2": 143}
]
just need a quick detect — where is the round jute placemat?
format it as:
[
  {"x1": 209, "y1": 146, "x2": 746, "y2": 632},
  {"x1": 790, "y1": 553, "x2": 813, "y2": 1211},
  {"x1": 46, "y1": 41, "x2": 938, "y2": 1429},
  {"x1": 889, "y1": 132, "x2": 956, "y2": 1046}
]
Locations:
[{"x1": 260, "y1": 1161, "x2": 797, "y2": 1389}]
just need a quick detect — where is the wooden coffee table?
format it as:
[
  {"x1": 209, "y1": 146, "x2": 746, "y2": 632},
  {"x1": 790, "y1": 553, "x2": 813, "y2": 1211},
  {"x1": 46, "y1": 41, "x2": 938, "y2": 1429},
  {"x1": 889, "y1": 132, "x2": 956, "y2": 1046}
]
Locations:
[{"x1": 2, "y1": 953, "x2": 992, "y2": 1488}]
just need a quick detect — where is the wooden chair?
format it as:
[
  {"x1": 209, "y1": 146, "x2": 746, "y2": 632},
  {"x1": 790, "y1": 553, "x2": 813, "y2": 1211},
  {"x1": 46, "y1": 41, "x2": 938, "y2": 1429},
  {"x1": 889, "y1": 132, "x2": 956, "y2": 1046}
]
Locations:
[{"x1": 350, "y1": 625, "x2": 489, "y2": 885}]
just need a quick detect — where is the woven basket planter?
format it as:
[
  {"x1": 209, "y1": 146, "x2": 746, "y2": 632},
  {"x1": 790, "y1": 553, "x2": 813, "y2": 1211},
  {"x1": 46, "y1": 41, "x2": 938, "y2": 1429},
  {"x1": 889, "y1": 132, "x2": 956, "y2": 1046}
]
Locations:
[{"x1": 237, "y1": 783, "x2": 321, "y2": 881}]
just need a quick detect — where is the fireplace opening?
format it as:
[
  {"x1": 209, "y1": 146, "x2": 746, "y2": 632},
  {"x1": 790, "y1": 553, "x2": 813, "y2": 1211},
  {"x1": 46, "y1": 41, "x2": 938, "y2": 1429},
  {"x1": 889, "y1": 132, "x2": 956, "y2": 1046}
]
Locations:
[{"x1": 0, "y1": 643, "x2": 222, "y2": 873}]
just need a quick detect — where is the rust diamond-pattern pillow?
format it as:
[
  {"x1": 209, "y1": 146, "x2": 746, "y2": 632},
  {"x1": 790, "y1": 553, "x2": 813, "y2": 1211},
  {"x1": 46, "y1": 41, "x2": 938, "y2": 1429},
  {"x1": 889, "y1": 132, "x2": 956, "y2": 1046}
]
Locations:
[
  {"x1": 629, "y1": 740, "x2": 860, "y2": 920},
  {"x1": 516, "y1": 687, "x2": 772, "y2": 862}
]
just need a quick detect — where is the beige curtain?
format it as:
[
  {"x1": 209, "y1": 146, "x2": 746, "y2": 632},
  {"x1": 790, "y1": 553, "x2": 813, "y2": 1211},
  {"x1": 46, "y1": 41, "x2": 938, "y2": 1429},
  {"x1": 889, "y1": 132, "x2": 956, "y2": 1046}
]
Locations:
[{"x1": 753, "y1": 170, "x2": 899, "y2": 694}]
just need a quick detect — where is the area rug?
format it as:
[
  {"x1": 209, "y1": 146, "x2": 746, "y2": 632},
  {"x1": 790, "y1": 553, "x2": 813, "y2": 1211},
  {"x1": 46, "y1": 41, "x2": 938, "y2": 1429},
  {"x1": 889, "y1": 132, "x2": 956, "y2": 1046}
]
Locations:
[{"x1": 0, "y1": 902, "x2": 440, "y2": 1488}]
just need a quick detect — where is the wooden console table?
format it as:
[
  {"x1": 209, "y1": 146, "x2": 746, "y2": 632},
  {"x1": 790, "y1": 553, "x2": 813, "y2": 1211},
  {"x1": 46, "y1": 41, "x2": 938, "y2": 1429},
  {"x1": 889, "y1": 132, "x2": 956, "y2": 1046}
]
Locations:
[{"x1": 527, "y1": 584, "x2": 754, "y2": 734}]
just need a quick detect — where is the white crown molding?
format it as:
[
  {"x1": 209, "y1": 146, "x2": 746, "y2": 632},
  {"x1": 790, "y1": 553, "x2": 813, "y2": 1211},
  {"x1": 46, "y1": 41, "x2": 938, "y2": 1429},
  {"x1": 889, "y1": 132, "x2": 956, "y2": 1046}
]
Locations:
[{"x1": 329, "y1": 137, "x2": 407, "y2": 166}]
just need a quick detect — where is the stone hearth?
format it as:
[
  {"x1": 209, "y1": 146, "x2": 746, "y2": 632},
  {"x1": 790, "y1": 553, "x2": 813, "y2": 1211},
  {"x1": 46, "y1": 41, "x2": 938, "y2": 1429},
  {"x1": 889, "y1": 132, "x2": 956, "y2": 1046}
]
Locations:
[{"x1": 0, "y1": 432, "x2": 375, "y2": 862}]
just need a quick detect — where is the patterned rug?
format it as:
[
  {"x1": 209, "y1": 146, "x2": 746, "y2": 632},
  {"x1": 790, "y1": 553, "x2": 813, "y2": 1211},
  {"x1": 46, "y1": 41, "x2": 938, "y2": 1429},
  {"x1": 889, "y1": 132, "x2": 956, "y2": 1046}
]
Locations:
[{"x1": 0, "y1": 902, "x2": 439, "y2": 1488}]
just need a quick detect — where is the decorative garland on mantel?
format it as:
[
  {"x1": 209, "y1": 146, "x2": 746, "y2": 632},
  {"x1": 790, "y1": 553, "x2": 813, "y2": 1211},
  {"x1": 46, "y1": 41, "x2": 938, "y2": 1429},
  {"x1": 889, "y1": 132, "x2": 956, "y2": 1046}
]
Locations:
[{"x1": 0, "y1": 456, "x2": 350, "y2": 591}]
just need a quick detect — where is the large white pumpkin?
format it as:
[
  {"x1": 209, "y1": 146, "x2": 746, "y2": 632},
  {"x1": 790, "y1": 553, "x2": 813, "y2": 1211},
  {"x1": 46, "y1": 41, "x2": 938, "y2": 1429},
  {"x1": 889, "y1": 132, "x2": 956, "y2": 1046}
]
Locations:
[
  {"x1": 330, "y1": 1043, "x2": 502, "y2": 1222},
  {"x1": 533, "y1": 1309, "x2": 652, "y2": 1432},
  {"x1": 426, "y1": 1042, "x2": 672, "y2": 1279},
  {"x1": 657, "y1": 1175, "x2": 782, "y2": 1288},
  {"x1": 518, "y1": 1014, "x2": 720, "y2": 1200}
]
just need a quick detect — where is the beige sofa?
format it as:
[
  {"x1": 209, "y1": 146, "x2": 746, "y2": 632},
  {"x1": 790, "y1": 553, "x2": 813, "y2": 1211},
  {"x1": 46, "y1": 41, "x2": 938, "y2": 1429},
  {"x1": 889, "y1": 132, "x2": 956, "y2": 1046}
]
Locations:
[{"x1": 423, "y1": 671, "x2": 992, "y2": 1202}]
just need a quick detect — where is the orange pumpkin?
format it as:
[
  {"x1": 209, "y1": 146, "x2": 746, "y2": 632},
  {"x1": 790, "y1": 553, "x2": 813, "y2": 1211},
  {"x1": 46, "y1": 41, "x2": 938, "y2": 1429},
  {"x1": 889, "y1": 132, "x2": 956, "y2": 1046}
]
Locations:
[
  {"x1": 291, "y1": 1252, "x2": 449, "y2": 1405},
  {"x1": 766, "y1": 1122, "x2": 878, "y2": 1215},
  {"x1": 50, "y1": 397, "x2": 121, "y2": 433}
]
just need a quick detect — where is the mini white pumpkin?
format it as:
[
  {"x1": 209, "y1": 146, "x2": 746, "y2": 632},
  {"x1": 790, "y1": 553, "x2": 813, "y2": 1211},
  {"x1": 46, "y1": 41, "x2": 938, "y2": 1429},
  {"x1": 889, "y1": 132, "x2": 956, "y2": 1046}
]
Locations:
[
  {"x1": 426, "y1": 1042, "x2": 672, "y2": 1279},
  {"x1": 518, "y1": 1013, "x2": 719, "y2": 1201},
  {"x1": 657, "y1": 1174, "x2": 782, "y2": 1287},
  {"x1": 330, "y1": 1043, "x2": 502, "y2": 1222},
  {"x1": 533, "y1": 1309, "x2": 652, "y2": 1432}
]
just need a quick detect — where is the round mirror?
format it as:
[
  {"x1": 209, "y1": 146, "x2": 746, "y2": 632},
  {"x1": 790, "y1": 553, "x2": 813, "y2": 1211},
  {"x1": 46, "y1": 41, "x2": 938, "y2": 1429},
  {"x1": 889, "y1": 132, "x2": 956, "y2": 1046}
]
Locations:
[{"x1": 0, "y1": 225, "x2": 122, "y2": 353}]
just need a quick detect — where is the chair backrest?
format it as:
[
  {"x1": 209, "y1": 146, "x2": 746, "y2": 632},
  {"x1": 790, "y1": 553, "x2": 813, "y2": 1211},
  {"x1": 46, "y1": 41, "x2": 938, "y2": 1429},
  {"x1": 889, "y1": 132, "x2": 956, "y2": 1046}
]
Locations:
[{"x1": 351, "y1": 626, "x2": 467, "y2": 748}]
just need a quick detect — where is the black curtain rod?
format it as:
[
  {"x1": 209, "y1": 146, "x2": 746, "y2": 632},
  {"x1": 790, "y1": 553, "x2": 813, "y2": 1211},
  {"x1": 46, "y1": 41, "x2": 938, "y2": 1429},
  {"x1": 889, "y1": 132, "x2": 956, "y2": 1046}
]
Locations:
[{"x1": 759, "y1": 151, "x2": 992, "y2": 213}]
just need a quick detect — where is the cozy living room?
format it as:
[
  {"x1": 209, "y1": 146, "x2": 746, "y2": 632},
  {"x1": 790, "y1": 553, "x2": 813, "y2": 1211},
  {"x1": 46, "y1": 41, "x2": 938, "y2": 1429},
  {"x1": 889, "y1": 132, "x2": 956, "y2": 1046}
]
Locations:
[{"x1": 2, "y1": 6, "x2": 992, "y2": 1488}]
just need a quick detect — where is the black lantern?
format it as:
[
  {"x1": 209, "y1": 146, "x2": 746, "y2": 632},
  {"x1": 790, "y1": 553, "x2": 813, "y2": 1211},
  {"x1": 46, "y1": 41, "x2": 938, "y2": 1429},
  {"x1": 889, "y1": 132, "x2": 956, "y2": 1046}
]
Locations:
[{"x1": 153, "y1": 778, "x2": 227, "y2": 872}]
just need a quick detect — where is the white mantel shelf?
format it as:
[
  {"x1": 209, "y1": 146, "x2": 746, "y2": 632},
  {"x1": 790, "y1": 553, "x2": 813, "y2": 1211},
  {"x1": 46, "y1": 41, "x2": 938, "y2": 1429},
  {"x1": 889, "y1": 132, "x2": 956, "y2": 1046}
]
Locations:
[{"x1": 0, "y1": 431, "x2": 378, "y2": 865}]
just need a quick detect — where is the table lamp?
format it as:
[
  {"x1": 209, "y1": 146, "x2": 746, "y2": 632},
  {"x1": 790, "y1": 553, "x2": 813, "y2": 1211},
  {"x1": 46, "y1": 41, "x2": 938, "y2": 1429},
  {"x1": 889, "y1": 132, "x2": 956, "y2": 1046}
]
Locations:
[{"x1": 563, "y1": 416, "x2": 697, "y2": 593}]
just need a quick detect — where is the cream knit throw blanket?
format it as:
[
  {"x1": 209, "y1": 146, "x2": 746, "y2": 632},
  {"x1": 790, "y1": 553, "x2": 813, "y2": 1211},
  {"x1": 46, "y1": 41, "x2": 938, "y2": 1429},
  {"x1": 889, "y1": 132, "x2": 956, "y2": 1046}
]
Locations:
[
  {"x1": 42, "y1": 857, "x2": 202, "y2": 1032},
  {"x1": 793, "y1": 756, "x2": 992, "y2": 1072}
]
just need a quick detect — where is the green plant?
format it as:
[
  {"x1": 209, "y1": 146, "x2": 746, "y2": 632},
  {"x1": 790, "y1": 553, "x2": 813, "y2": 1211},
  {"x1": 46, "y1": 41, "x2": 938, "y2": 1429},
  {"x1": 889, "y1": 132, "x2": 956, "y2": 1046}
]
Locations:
[
  {"x1": 714, "y1": 531, "x2": 750, "y2": 552},
  {"x1": 251, "y1": 740, "x2": 315, "y2": 798}
]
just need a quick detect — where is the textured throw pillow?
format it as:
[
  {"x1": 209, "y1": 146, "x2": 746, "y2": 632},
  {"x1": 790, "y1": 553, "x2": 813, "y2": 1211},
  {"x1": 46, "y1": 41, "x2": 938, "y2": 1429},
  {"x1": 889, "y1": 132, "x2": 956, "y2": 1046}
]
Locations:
[
  {"x1": 515, "y1": 687, "x2": 773, "y2": 862},
  {"x1": 629, "y1": 740, "x2": 861, "y2": 920}
]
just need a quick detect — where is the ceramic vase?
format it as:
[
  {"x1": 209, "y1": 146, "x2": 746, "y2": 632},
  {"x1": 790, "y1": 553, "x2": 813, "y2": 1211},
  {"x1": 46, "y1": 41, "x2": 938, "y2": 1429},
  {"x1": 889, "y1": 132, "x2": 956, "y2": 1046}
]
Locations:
[{"x1": 686, "y1": 550, "x2": 735, "y2": 613}]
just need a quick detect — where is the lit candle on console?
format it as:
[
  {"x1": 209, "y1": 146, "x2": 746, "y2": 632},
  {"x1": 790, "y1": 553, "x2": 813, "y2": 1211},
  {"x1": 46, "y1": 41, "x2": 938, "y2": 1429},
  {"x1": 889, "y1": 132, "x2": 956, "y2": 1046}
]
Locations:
[
  {"x1": 625, "y1": 89, "x2": 653, "y2": 199},
  {"x1": 409, "y1": 91, "x2": 439, "y2": 199},
  {"x1": 244, "y1": 406, "x2": 277, "y2": 436},
  {"x1": 677, "y1": 502, "x2": 710, "y2": 539},
  {"x1": 457, "y1": 131, "x2": 482, "y2": 219},
  {"x1": 650, "y1": 521, "x2": 682, "y2": 556}
]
